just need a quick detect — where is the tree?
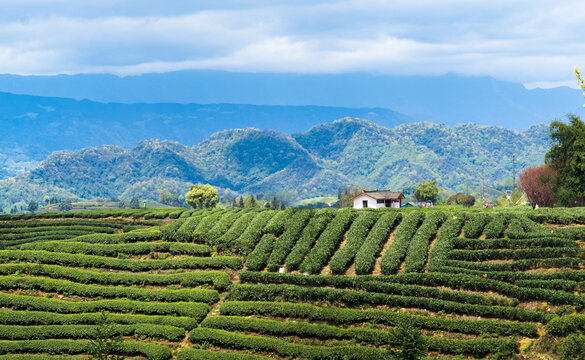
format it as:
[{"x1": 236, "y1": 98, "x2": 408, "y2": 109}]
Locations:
[
  {"x1": 58, "y1": 199, "x2": 73, "y2": 212},
  {"x1": 27, "y1": 199, "x2": 39, "y2": 213},
  {"x1": 88, "y1": 312, "x2": 125, "y2": 360},
  {"x1": 393, "y1": 325, "x2": 427, "y2": 360},
  {"x1": 238, "y1": 196, "x2": 245, "y2": 208},
  {"x1": 159, "y1": 189, "x2": 180, "y2": 206},
  {"x1": 271, "y1": 196, "x2": 279, "y2": 209},
  {"x1": 337, "y1": 186, "x2": 365, "y2": 208},
  {"x1": 128, "y1": 196, "x2": 140, "y2": 208},
  {"x1": 446, "y1": 192, "x2": 475, "y2": 206},
  {"x1": 185, "y1": 184, "x2": 218, "y2": 209},
  {"x1": 244, "y1": 195, "x2": 258, "y2": 208},
  {"x1": 520, "y1": 165, "x2": 557, "y2": 208},
  {"x1": 402, "y1": 185, "x2": 416, "y2": 196},
  {"x1": 545, "y1": 115, "x2": 585, "y2": 206},
  {"x1": 414, "y1": 180, "x2": 440, "y2": 203}
]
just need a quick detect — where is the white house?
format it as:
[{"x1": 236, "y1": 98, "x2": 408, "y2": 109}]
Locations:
[{"x1": 352, "y1": 190, "x2": 405, "y2": 209}]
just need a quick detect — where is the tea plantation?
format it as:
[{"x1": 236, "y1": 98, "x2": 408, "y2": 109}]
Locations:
[{"x1": 2, "y1": 206, "x2": 585, "y2": 359}]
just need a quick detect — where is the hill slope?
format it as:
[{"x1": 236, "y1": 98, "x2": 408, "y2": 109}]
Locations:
[
  {"x1": 0, "y1": 118, "x2": 549, "y2": 210},
  {"x1": 1, "y1": 207, "x2": 585, "y2": 359}
]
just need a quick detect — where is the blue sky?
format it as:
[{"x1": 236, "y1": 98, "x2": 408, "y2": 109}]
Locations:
[{"x1": 1, "y1": 0, "x2": 584, "y2": 88}]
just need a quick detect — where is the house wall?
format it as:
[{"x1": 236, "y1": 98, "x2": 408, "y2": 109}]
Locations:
[
  {"x1": 352, "y1": 196, "x2": 402, "y2": 209},
  {"x1": 353, "y1": 196, "x2": 386, "y2": 209}
]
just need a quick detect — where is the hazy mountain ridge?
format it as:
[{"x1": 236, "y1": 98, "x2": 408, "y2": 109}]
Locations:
[
  {"x1": 0, "y1": 118, "x2": 549, "y2": 210},
  {"x1": 0, "y1": 91, "x2": 410, "y2": 177},
  {"x1": 1, "y1": 71, "x2": 582, "y2": 129}
]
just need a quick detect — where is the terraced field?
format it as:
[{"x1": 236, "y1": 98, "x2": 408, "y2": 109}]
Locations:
[{"x1": 2, "y1": 207, "x2": 585, "y2": 359}]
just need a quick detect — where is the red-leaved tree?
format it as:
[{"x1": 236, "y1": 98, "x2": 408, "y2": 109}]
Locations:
[{"x1": 520, "y1": 165, "x2": 557, "y2": 208}]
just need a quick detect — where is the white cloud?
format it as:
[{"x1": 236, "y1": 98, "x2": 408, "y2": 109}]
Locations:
[{"x1": 0, "y1": 0, "x2": 584, "y2": 86}]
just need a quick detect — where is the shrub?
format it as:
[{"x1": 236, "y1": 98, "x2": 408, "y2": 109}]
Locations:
[
  {"x1": 0, "y1": 293, "x2": 210, "y2": 319},
  {"x1": 245, "y1": 234, "x2": 276, "y2": 271},
  {"x1": 266, "y1": 210, "x2": 314, "y2": 272},
  {"x1": 299, "y1": 208, "x2": 356, "y2": 274},
  {"x1": 354, "y1": 211, "x2": 401, "y2": 275},
  {"x1": 285, "y1": 209, "x2": 336, "y2": 271},
  {"x1": 220, "y1": 301, "x2": 538, "y2": 337},
  {"x1": 232, "y1": 211, "x2": 276, "y2": 255},
  {"x1": 379, "y1": 211, "x2": 424, "y2": 275},
  {"x1": 0, "y1": 275, "x2": 220, "y2": 303},
  {"x1": 403, "y1": 211, "x2": 446, "y2": 273},
  {"x1": 328, "y1": 210, "x2": 380, "y2": 275}
]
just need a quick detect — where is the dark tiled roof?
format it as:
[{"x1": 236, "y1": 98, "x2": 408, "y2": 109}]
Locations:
[{"x1": 363, "y1": 190, "x2": 404, "y2": 200}]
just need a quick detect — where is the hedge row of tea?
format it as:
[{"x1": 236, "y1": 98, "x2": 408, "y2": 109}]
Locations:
[
  {"x1": 3, "y1": 207, "x2": 585, "y2": 359},
  {"x1": 0, "y1": 210, "x2": 239, "y2": 359},
  {"x1": 173, "y1": 208, "x2": 585, "y2": 359}
]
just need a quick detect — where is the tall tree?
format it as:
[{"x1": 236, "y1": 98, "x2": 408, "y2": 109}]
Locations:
[
  {"x1": 545, "y1": 115, "x2": 585, "y2": 206},
  {"x1": 414, "y1": 180, "x2": 440, "y2": 203},
  {"x1": 185, "y1": 184, "x2": 218, "y2": 209},
  {"x1": 520, "y1": 165, "x2": 557, "y2": 208},
  {"x1": 244, "y1": 195, "x2": 258, "y2": 208},
  {"x1": 128, "y1": 196, "x2": 140, "y2": 208},
  {"x1": 27, "y1": 199, "x2": 39, "y2": 213},
  {"x1": 337, "y1": 186, "x2": 365, "y2": 208}
]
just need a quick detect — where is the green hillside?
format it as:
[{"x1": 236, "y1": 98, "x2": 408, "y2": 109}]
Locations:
[
  {"x1": 1, "y1": 207, "x2": 585, "y2": 359},
  {"x1": 0, "y1": 118, "x2": 549, "y2": 210}
]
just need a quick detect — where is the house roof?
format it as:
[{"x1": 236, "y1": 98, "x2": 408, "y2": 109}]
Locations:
[{"x1": 351, "y1": 190, "x2": 405, "y2": 201}]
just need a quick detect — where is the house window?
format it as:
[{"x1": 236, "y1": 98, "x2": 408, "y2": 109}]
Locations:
[
  {"x1": 377, "y1": 199, "x2": 384, "y2": 204},
  {"x1": 385, "y1": 200, "x2": 392, "y2": 207},
  {"x1": 363, "y1": 200, "x2": 368, "y2": 208}
]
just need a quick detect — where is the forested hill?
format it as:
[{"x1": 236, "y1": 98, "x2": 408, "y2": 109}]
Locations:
[
  {"x1": 0, "y1": 91, "x2": 410, "y2": 177},
  {"x1": 0, "y1": 118, "x2": 549, "y2": 210}
]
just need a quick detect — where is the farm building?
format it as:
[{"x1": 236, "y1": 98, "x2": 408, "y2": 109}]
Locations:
[{"x1": 352, "y1": 190, "x2": 405, "y2": 209}]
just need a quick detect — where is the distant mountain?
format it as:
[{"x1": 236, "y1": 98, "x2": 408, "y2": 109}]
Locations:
[
  {"x1": 0, "y1": 118, "x2": 549, "y2": 210},
  {"x1": 0, "y1": 91, "x2": 411, "y2": 177},
  {"x1": 1, "y1": 71, "x2": 583, "y2": 129}
]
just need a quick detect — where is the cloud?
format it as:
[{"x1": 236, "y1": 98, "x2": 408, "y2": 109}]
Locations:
[{"x1": 0, "y1": 0, "x2": 584, "y2": 87}]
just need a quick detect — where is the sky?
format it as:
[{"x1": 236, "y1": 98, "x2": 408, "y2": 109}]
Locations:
[{"x1": 0, "y1": 0, "x2": 584, "y2": 88}]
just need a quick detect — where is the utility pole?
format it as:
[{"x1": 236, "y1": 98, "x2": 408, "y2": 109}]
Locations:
[
  {"x1": 481, "y1": 172, "x2": 485, "y2": 201},
  {"x1": 512, "y1": 155, "x2": 516, "y2": 193}
]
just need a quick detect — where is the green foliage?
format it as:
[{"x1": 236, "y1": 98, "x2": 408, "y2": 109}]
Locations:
[
  {"x1": 220, "y1": 301, "x2": 537, "y2": 337},
  {"x1": 245, "y1": 234, "x2": 276, "y2": 271},
  {"x1": 88, "y1": 312, "x2": 125, "y2": 360},
  {"x1": 379, "y1": 211, "x2": 424, "y2": 275},
  {"x1": 0, "y1": 310, "x2": 199, "y2": 330},
  {"x1": 446, "y1": 192, "x2": 475, "y2": 206},
  {"x1": 558, "y1": 333, "x2": 585, "y2": 360},
  {"x1": 0, "y1": 340, "x2": 171, "y2": 360},
  {"x1": 354, "y1": 211, "x2": 401, "y2": 275},
  {"x1": 177, "y1": 348, "x2": 270, "y2": 360},
  {"x1": 266, "y1": 209, "x2": 314, "y2": 272},
  {"x1": 545, "y1": 115, "x2": 585, "y2": 206},
  {"x1": 462, "y1": 213, "x2": 490, "y2": 238},
  {"x1": 0, "y1": 250, "x2": 242, "y2": 271},
  {"x1": 185, "y1": 184, "x2": 218, "y2": 209},
  {"x1": 414, "y1": 180, "x2": 440, "y2": 203},
  {"x1": 329, "y1": 210, "x2": 380, "y2": 274},
  {"x1": 189, "y1": 327, "x2": 395, "y2": 360},
  {"x1": 0, "y1": 292, "x2": 209, "y2": 319},
  {"x1": 0, "y1": 264, "x2": 231, "y2": 291},
  {"x1": 403, "y1": 211, "x2": 446, "y2": 273},
  {"x1": 285, "y1": 209, "x2": 336, "y2": 271},
  {"x1": 232, "y1": 211, "x2": 275, "y2": 255},
  {"x1": 299, "y1": 208, "x2": 355, "y2": 274}
]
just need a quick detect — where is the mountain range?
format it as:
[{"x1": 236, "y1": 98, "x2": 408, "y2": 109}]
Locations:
[
  {"x1": 0, "y1": 118, "x2": 549, "y2": 210},
  {"x1": 0, "y1": 91, "x2": 410, "y2": 177},
  {"x1": 1, "y1": 71, "x2": 583, "y2": 130}
]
